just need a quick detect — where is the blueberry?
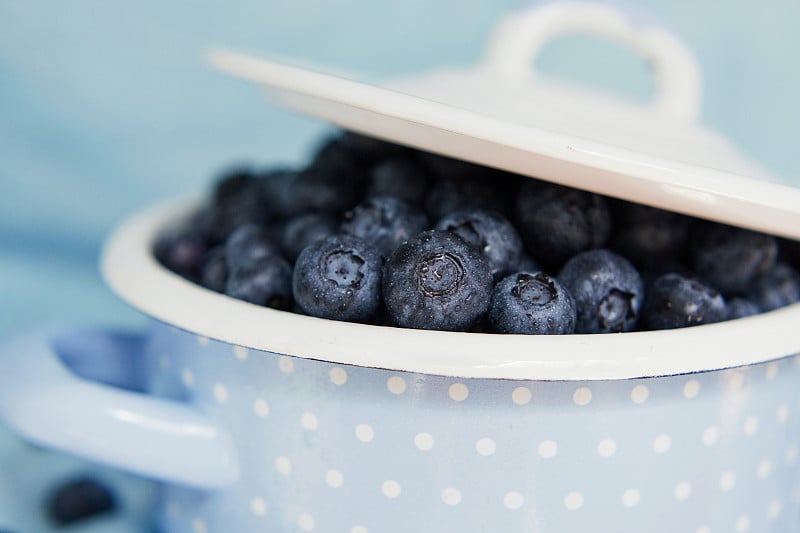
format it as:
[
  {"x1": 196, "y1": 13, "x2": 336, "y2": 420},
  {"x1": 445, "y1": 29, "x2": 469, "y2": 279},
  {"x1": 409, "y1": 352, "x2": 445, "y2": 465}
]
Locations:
[
  {"x1": 201, "y1": 246, "x2": 228, "y2": 292},
  {"x1": 558, "y1": 249, "x2": 644, "y2": 333},
  {"x1": 225, "y1": 255, "x2": 293, "y2": 309},
  {"x1": 516, "y1": 252, "x2": 542, "y2": 274},
  {"x1": 609, "y1": 202, "x2": 690, "y2": 272},
  {"x1": 46, "y1": 477, "x2": 115, "y2": 526},
  {"x1": 225, "y1": 224, "x2": 281, "y2": 269},
  {"x1": 689, "y1": 222, "x2": 777, "y2": 295},
  {"x1": 293, "y1": 235, "x2": 382, "y2": 322},
  {"x1": 641, "y1": 273, "x2": 727, "y2": 330},
  {"x1": 211, "y1": 165, "x2": 260, "y2": 206},
  {"x1": 366, "y1": 158, "x2": 429, "y2": 205},
  {"x1": 435, "y1": 209, "x2": 523, "y2": 281},
  {"x1": 726, "y1": 297, "x2": 760, "y2": 320},
  {"x1": 341, "y1": 196, "x2": 429, "y2": 259},
  {"x1": 424, "y1": 173, "x2": 512, "y2": 221},
  {"x1": 382, "y1": 230, "x2": 493, "y2": 331},
  {"x1": 281, "y1": 213, "x2": 339, "y2": 263},
  {"x1": 515, "y1": 181, "x2": 611, "y2": 270},
  {"x1": 154, "y1": 227, "x2": 208, "y2": 282},
  {"x1": 341, "y1": 130, "x2": 409, "y2": 163},
  {"x1": 746, "y1": 261, "x2": 800, "y2": 311},
  {"x1": 489, "y1": 272, "x2": 576, "y2": 334}
]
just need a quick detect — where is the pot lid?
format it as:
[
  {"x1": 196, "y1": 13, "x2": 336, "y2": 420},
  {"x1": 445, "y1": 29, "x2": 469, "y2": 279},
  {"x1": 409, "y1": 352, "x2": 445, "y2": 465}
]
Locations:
[{"x1": 209, "y1": 1, "x2": 800, "y2": 240}]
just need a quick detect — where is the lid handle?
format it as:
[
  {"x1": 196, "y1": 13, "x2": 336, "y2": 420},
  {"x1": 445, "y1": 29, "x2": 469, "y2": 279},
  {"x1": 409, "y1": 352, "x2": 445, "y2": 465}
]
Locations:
[{"x1": 481, "y1": 2, "x2": 703, "y2": 121}]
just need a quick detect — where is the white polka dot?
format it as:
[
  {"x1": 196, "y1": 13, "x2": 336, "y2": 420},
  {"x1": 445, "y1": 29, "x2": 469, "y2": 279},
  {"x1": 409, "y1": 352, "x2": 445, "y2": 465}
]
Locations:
[
  {"x1": 297, "y1": 512, "x2": 315, "y2": 531},
  {"x1": 766, "y1": 362, "x2": 779, "y2": 380},
  {"x1": 325, "y1": 469, "x2": 344, "y2": 488},
  {"x1": 538, "y1": 440, "x2": 558, "y2": 459},
  {"x1": 631, "y1": 385, "x2": 649, "y2": 404},
  {"x1": 598, "y1": 439, "x2": 617, "y2": 458},
  {"x1": 275, "y1": 456, "x2": 292, "y2": 475},
  {"x1": 442, "y1": 487, "x2": 462, "y2": 506},
  {"x1": 278, "y1": 356, "x2": 294, "y2": 373},
  {"x1": 414, "y1": 432, "x2": 434, "y2": 451},
  {"x1": 757, "y1": 459, "x2": 772, "y2": 479},
  {"x1": 196, "y1": 336, "x2": 210, "y2": 346},
  {"x1": 729, "y1": 372, "x2": 745, "y2": 390},
  {"x1": 767, "y1": 501, "x2": 782, "y2": 520},
  {"x1": 351, "y1": 527, "x2": 368, "y2": 533},
  {"x1": 564, "y1": 492, "x2": 584, "y2": 510},
  {"x1": 653, "y1": 434, "x2": 671, "y2": 454},
  {"x1": 181, "y1": 368, "x2": 194, "y2": 387},
  {"x1": 356, "y1": 424, "x2": 374, "y2": 442},
  {"x1": 703, "y1": 426, "x2": 719, "y2": 446},
  {"x1": 250, "y1": 497, "x2": 267, "y2": 516},
  {"x1": 301, "y1": 412, "x2": 318, "y2": 431},
  {"x1": 213, "y1": 383, "x2": 228, "y2": 403},
  {"x1": 512, "y1": 387, "x2": 532, "y2": 405},
  {"x1": 504, "y1": 491, "x2": 524, "y2": 510},
  {"x1": 674, "y1": 482, "x2": 692, "y2": 501},
  {"x1": 622, "y1": 489, "x2": 641, "y2": 507},
  {"x1": 448, "y1": 383, "x2": 469, "y2": 401},
  {"x1": 329, "y1": 367, "x2": 347, "y2": 385},
  {"x1": 233, "y1": 345, "x2": 249, "y2": 360},
  {"x1": 743, "y1": 416, "x2": 758, "y2": 436},
  {"x1": 381, "y1": 480, "x2": 401, "y2": 498},
  {"x1": 573, "y1": 387, "x2": 592, "y2": 406},
  {"x1": 786, "y1": 446, "x2": 798, "y2": 465},
  {"x1": 193, "y1": 519, "x2": 207, "y2": 533},
  {"x1": 735, "y1": 514, "x2": 750, "y2": 532},
  {"x1": 387, "y1": 376, "x2": 406, "y2": 394},
  {"x1": 476, "y1": 437, "x2": 496, "y2": 456},
  {"x1": 683, "y1": 379, "x2": 701, "y2": 399},
  {"x1": 720, "y1": 471, "x2": 736, "y2": 491},
  {"x1": 777, "y1": 404, "x2": 789, "y2": 424},
  {"x1": 253, "y1": 398, "x2": 269, "y2": 417},
  {"x1": 696, "y1": 527, "x2": 711, "y2": 533}
]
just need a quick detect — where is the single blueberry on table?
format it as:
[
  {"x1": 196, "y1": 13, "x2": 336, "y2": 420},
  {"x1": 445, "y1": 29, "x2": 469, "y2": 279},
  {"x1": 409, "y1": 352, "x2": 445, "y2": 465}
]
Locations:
[
  {"x1": 515, "y1": 180, "x2": 611, "y2": 270},
  {"x1": 341, "y1": 196, "x2": 429, "y2": 260},
  {"x1": 726, "y1": 297, "x2": 760, "y2": 320},
  {"x1": 641, "y1": 273, "x2": 727, "y2": 330},
  {"x1": 225, "y1": 255, "x2": 293, "y2": 310},
  {"x1": 225, "y1": 224, "x2": 282, "y2": 269},
  {"x1": 489, "y1": 272, "x2": 577, "y2": 334},
  {"x1": 435, "y1": 209, "x2": 523, "y2": 281},
  {"x1": 153, "y1": 227, "x2": 208, "y2": 282},
  {"x1": 281, "y1": 213, "x2": 339, "y2": 263},
  {"x1": 293, "y1": 235, "x2": 383, "y2": 322},
  {"x1": 367, "y1": 158, "x2": 430, "y2": 205},
  {"x1": 201, "y1": 246, "x2": 228, "y2": 293},
  {"x1": 558, "y1": 249, "x2": 644, "y2": 333},
  {"x1": 689, "y1": 222, "x2": 777, "y2": 295},
  {"x1": 746, "y1": 261, "x2": 800, "y2": 311},
  {"x1": 46, "y1": 477, "x2": 116, "y2": 526},
  {"x1": 382, "y1": 230, "x2": 493, "y2": 331}
]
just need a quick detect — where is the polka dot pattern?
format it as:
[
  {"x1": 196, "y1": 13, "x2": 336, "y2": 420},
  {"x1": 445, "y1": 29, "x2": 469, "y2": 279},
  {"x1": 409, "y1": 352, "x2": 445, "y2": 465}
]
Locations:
[{"x1": 153, "y1": 326, "x2": 800, "y2": 533}]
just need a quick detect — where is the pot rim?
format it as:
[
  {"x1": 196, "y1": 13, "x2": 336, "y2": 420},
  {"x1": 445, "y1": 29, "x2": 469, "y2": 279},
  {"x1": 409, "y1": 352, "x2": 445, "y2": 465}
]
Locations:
[{"x1": 101, "y1": 195, "x2": 800, "y2": 381}]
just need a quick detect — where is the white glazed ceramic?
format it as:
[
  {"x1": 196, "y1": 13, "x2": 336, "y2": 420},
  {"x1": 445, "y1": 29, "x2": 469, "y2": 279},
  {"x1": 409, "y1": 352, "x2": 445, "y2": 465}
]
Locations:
[{"x1": 2, "y1": 3, "x2": 800, "y2": 533}]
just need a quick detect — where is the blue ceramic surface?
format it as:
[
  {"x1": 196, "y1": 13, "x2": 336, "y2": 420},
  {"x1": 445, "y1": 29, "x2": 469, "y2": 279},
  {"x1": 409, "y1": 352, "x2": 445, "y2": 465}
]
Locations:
[{"x1": 2, "y1": 322, "x2": 799, "y2": 533}]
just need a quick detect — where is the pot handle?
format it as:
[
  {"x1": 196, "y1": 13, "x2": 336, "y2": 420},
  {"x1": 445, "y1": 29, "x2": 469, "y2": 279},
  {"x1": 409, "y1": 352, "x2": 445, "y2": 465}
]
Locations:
[
  {"x1": 481, "y1": 1, "x2": 702, "y2": 121},
  {"x1": 0, "y1": 326, "x2": 238, "y2": 490}
]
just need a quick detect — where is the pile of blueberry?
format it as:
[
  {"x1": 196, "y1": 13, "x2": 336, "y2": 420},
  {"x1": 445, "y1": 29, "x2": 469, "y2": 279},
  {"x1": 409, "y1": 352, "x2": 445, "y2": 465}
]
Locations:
[{"x1": 155, "y1": 131, "x2": 800, "y2": 334}]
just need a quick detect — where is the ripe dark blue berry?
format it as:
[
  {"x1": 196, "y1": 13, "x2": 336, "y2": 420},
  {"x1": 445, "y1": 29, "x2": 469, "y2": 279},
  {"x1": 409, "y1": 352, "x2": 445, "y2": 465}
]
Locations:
[
  {"x1": 726, "y1": 297, "x2": 760, "y2": 320},
  {"x1": 559, "y1": 249, "x2": 644, "y2": 333},
  {"x1": 515, "y1": 181, "x2": 611, "y2": 269},
  {"x1": 642, "y1": 273, "x2": 727, "y2": 330},
  {"x1": 689, "y1": 222, "x2": 777, "y2": 295},
  {"x1": 341, "y1": 196, "x2": 428, "y2": 259},
  {"x1": 436, "y1": 209, "x2": 523, "y2": 281},
  {"x1": 281, "y1": 213, "x2": 339, "y2": 263},
  {"x1": 367, "y1": 158, "x2": 429, "y2": 205},
  {"x1": 201, "y1": 246, "x2": 228, "y2": 292},
  {"x1": 225, "y1": 224, "x2": 281, "y2": 269},
  {"x1": 746, "y1": 262, "x2": 800, "y2": 311},
  {"x1": 154, "y1": 227, "x2": 208, "y2": 282},
  {"x1": 293, "y1": 235, "x2": 382, "y2": 322},
  {"x1": 610, "y1": 202, "x2": 690, "y2": 272},
  {"x1": 489, "y1": 272, "x2": 576, "y2": 334},
  {"x1": 225, "y1": 255, "x2": 293, "y2": 310},
  {"x1": 425, "y1": 174, "x2": 511, "y2": 221},
  {"x1": 46, "y1": 477, "x2": 116, "y2": 526},
  {"x1": 382, "y1": 230, "x2": 492, "y2": 331}
]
